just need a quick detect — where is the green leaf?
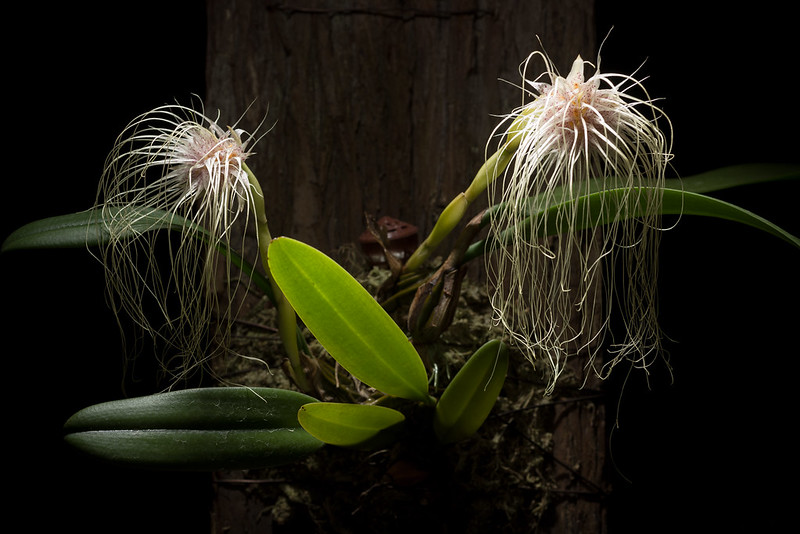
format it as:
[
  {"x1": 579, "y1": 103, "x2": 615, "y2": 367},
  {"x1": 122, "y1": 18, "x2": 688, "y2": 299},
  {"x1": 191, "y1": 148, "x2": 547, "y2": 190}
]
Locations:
[
  {"x1": 433, "y1": 339, "x2": 509, "y2": 444},
  {"x1": 1, "y1": 206, "x2": 278, "y2": 302},
  {"x1": 664, "y1": 163, "x2": 800, "y2": 193},
  {"x1": 664, "y1": 189, "x2": 800, "y2": 247},
  {"x1": 63, "y1": 387, "x2": 323, "y2": 471},
  {"x1": 1, "y1": 207, "x2": 185, "y2": 252},
  {"x1": 561, "y1": 186, "x2": 800, "y2": 248},
  {"x1": 297, "y1": 402, "x2": 405, "y2": 449},
  {"x1": 268, "y1": 237, "x2": 431, "y2": 403},
  {"x1": 465, "y1": 185, "x2": 800, "y2": 263}
]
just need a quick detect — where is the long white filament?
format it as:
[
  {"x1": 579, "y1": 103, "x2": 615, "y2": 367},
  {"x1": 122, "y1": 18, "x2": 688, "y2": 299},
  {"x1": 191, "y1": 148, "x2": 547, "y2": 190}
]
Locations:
[
  {"x1": 486, "y1": 51, "x2": 672, "y2": 393},
  {"x1": 94, "y1": 102, "x2": 260, "y2": 381}
]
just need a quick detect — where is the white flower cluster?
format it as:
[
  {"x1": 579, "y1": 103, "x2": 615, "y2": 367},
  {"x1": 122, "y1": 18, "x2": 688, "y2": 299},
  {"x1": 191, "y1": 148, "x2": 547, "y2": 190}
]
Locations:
[
  {"x1": 487, "y1": 50, "x2": 673, "y2": 392},
  {"x1": 95, "y1": 103, "x2": 260, "y2": 378}
]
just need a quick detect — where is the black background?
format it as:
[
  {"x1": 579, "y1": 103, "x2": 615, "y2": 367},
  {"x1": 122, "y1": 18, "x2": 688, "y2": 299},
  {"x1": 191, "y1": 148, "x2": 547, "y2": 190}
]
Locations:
[
  {"x1": 597, "y1": 3, "x2": 798, "y2": 533},
  {"x1": 2, "y1": 1, "x2": 796, "y2": 532},
  {"x1": 1, "y1": 2, "x2": 212, "y2": 532}
]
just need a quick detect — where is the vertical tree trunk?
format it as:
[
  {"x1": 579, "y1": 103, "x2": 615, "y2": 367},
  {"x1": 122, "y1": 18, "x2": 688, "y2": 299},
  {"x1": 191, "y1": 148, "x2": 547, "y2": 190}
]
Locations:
[
  {"x1": 205, "y1": 0, "x2": 594, "y2": 255},
  {"x1": 549, "y1": 355, "x2": 609, "y2": 532},
  {"x1": 206, "y1": 1, "x2": 603, "y2": 532}
]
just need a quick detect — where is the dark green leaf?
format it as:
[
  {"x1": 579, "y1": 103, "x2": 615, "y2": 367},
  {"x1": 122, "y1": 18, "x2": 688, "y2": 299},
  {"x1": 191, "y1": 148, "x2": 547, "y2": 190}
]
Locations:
[
  {"x1": 64, "y1": 387, "x2": 323, "y2": 470},
  {"x1": 434, "y1": 339, "x2": 509, "y2": 444},
  {"x1": 665, "y1": 163, "x2": 800, "y2": 193},
  {"x1": 465, "y1": 185, "x2": 800, "y2": 263},
  {"x1": 1, "y1": 207, "x2": 186, "y2": 252},
  {"x1": 1, "y1": 206, "x2": 277, "y2": 303}
]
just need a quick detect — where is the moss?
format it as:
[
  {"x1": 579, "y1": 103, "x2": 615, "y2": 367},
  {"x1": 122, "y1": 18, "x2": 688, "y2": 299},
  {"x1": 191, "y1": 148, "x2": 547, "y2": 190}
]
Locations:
[{"x1": 209, "y1": 246, "x2": 602, "y2": 533}]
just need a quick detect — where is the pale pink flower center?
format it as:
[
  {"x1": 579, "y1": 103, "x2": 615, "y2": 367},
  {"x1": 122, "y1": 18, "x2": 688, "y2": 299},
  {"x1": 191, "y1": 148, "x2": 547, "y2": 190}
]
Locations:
[
  {"x1": 535, "y1": 72, "x2": 611, "y2": 146},
  {"x1": 179, "y1": 128, "x2": 247, "y2": 191}
]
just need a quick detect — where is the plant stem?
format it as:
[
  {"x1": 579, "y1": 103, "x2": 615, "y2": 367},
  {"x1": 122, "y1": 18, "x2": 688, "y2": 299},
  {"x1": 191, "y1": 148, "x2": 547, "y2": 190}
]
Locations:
[
  {"x1": 403, "y1": 135, "x2": 520, "y2": 273},
  {"x1": 244, "y1": 164, "x2": 312, "y2": 392}
]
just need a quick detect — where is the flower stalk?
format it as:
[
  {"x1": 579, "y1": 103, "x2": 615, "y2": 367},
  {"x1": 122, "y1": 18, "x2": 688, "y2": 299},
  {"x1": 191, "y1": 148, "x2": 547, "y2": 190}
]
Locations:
[
  {"x1": 244, "y1": 164, "x2": 312, "y2": 392},
  {"x1": 402, "y1": 132, "x2": 521, "y2": 273}
]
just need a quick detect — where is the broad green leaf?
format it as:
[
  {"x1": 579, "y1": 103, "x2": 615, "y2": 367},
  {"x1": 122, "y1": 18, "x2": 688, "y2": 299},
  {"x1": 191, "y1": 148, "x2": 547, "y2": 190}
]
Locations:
[
  {"x1": 665, "y1": 189, "x2": 800, "y2": 247},
  {"x1": 465, "y1": 185, "x2": 800, "y2": 263},
  {"x1": 268, "y1": 237, "x2": 431, "y2": 403},
  {"x1": 1, "y1": 207, "x2": 184, "y2": 252},
  {"x1": 477, "y1": 163, "x2": 799, "y2": 228},
  {"x1": 1, "y1": 206, "x2": 277, "y2": 303},
  {"x1": 64, "y1": 387, "x2": 323, "y2": 470},
  {"x1": 298, "y1": 402, "x2": 405, "y2": 449},
  {"x1": 434, "y1": 339, "x2": 509, "y2": 444},
  {"x1": 664, "y1": 163, "x2": 800, "y2": 193},
  {"x1": 559, "y1": 186, "x2": 800, "y2": 248}
]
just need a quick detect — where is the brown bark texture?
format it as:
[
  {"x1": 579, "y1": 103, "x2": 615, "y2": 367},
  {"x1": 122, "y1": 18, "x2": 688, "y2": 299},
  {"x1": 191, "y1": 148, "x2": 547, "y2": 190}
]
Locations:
[
  {"x1": 206, "y1": 0, "x2": 595, "y2": 256},
  {"x1": 205, "y1": 1, "x2": 605, "y2": 533}
]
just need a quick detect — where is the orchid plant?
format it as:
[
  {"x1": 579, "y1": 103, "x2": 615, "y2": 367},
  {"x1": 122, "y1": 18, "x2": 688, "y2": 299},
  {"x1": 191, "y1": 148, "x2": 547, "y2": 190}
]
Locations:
[{"x1": 2, "y1": 48, "x2": 798, "y2": 473}]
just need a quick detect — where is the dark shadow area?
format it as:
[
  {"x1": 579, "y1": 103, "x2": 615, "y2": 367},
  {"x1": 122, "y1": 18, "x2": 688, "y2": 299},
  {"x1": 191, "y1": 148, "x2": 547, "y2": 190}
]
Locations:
[
  {"x1": 2, "y1": 2, "x2": 211, "y2": 532},
  {"x1": 597, "y1": 1, "x2": 798, "y2": 532}
]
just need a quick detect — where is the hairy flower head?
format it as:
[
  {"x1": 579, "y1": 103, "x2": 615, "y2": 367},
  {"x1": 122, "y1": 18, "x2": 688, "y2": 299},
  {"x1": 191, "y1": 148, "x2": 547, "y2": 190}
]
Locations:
[
  {"x1": 487, "y1": 48, "x2": 672, "y2": 393},
  {"x1": 95, "y1": 102, "x2": 262, "y2": 380}
]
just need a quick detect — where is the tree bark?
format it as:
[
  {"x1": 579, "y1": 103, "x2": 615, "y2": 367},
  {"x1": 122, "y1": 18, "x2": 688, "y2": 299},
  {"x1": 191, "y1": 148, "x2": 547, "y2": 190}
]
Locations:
[
  {"x1": 205, "y1": 1, "x2": 603, "y2": 532},
  {"x1": 205, "y1": 0, "x2": 595, "y2": 256}
]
